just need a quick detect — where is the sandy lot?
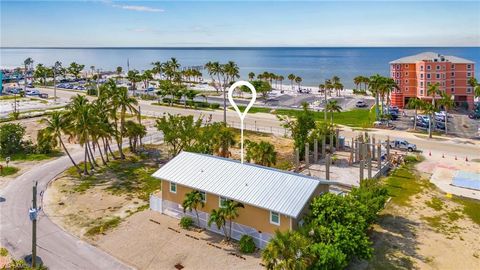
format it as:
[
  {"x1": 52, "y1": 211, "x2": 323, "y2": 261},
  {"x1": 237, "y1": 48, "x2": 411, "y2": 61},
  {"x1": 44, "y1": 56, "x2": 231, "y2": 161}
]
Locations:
[
  {"x1": 357, "y1": 160, "x2": 480, "y2": 270},
  {"x1": 96, "y1": 210, "x2": 262, "y2": 270}
]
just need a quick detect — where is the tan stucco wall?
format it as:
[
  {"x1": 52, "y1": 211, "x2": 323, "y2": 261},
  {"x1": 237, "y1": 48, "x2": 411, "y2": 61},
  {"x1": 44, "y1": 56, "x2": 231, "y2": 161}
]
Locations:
[{"x1": 161, "y1": 181, "x2": 291, "y2": 234}]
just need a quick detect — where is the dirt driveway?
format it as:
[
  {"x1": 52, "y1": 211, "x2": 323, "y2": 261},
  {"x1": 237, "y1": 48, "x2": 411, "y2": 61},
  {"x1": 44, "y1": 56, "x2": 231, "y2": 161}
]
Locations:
[{"x1": 95, "y1": 210, "x2": 263, "y2": 270}]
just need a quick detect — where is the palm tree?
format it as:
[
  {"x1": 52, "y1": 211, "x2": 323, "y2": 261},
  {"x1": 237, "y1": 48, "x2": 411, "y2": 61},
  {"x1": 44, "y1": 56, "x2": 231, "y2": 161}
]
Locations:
[
  {"x1": 353, "y1": 76, "x2": 362, "y2": 91},
  {"x1": 245, "y1": 140, "x2": 277, "y2": 166},
  {"x1": 182, "y1": 191, "x2": 205, "y2": 227},
  {"x1": 52, "y1": 61, "x2": 62, "y2": 103},
  {"x1": 288, "y1": 74, "x2": 295, "y2": 90},
  {"x1": 127, "y1": 69, "x2": 141, "y2": 94},
  {"x1": 294, "y1": 76, "x2": 302, "y2": 91},
  {"x1": 208, "y1": 208, "x2": 228, "y2": 240},
  {"x1": 262, "y1": 230, "x2": 311, "y2": 270},
  {"x1": 248, "y1": 72, "x2": 255, "y2": 81},
  {"x1": 427, "y1": 82, "x2": 441, "y2": 134},
  {"x1": 422, "y1": 102, "x2": 437, "y2": 138},
  {"x1": 23, "y1": 57, "x2": 34, "y2": 90},
  {"x1": 278, "y1": 75, "x2": 284, "y2": 91},
  {"x1": 368, "y1": 74, "x2": 383, "y2": 120},
  {"x1": 222, "y1": 200, "x2": 244, "y2": 241},
  {"x1": 214, "y1": 126, "x2": 236, "y2": 157},
  {"x1": 406, "y1": 98, "x2": 423, "y2": 130},
  {"x1": 325, "y1": 100, "x2": 342, "y2": 125},
  {"x1": 437, "y1": 92, "x2": 455, "y2": 134},
  {"x1": 112, "y1": 85, "x2": 139, "y2": 159},
  {"x1": 41, "y1": 111, "x2": 81, "y2": 174}
]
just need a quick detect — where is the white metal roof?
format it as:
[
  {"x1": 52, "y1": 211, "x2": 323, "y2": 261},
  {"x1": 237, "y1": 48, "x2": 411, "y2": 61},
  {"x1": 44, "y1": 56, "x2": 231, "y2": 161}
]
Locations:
[
  {"x1": 152, "y1": 151, "x2": 333, "y2": 218},
  {"x1": 390, "y1": 52, "x2": 474, "y2": 64}
]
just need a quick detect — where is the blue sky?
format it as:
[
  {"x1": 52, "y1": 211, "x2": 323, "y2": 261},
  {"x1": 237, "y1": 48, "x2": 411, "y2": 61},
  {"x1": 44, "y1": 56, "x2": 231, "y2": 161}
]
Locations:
[{"x1": 1, "y1": 1, "x2": 479, "y2": 47}]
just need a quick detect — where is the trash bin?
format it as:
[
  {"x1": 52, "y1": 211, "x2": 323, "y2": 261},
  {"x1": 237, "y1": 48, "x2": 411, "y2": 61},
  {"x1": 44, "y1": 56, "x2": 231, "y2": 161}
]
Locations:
[{"x1": 338, "y1": 136, "x2": 345, "y2": 150}]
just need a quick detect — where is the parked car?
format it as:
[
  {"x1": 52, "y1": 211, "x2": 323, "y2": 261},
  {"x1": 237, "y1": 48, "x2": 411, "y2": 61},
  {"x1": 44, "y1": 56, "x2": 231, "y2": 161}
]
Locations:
[
  {"x1": 147, "y1": 86, "x2": 155, "y2": 92},
  {"x1": 435, "y1": 121, "x2": 446, "y2": 130},
  {"x1": 387, "y1": 139, "x2": 417, "y2": 152},
  {"x1": 416, "y1": 120, "x2": 429, "y2": 129},
  {"x1": 39, "y1": 93, "x2": 49, "y2": 99},
  {"x1": 355, "y1": 100, "x2": 367, "y2": 108},
  {"x1": 434, "y1": 115, "x2": 446, "y2": 122},
  {"x1": 468, "y1": 111, "x2": 480, "y2": 119},
  {"x1": 389, "y1": 106, "x2": 399, "y2": 113},
  {"x1": 26, "y1": 89, "x2": 40, "y2": 96},
  {"x1": 26, "y1": 83, "x2": 34, "y2": 88}
]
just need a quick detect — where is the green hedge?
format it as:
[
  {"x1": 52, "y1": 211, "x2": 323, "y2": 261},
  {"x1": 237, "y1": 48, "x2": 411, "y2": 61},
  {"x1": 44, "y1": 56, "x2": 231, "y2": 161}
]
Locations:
[{"x1": 239, "y1": 235, "x2": 256, "y2": 253}]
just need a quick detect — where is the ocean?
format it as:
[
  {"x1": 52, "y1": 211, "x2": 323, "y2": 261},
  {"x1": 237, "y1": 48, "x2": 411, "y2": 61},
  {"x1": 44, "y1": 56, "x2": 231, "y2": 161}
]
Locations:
[{"x1": 1, "y1": 47, "x2": 479, "y2": 88}]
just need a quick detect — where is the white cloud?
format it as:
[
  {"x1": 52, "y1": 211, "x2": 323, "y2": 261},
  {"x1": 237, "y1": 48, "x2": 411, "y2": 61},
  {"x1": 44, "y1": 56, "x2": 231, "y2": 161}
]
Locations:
[{"x1": 112, "y1": 4, "x2": 164, "y2": 13}]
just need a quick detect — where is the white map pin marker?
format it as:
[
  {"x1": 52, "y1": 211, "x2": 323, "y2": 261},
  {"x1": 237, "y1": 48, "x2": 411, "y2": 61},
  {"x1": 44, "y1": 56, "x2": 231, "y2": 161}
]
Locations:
[{"x1": 228, "y1": 81, "x2": 256, "y2": 164}]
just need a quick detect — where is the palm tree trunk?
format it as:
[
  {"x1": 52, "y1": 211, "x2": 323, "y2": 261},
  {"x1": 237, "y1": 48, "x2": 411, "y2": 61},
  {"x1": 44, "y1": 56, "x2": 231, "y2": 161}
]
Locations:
[
  {"x1": 429, "y1": 114, "x2": 433, "y2": 138},
  {"x1": 445, "y1": 112, "x2": 448, "y2": 134},
  {"x1": 87, "y1": 141, "x2": 98, "y2": 168},
  {"x1": 96, "y1": 141, "x2": 107, "y2": 165},
  {"x1": 413, "y1": 108, "x2": 417, "y2": 130},
  {"x1": 119, "y1": 111, "x2": 126, "y2": 159},
  {"x1": 103, "y1": 139, "x2": 110, "y2": 162},
  {"x1": 107, "y1": 140, "x2": 117, "y2": 159},
  {"x1": 195, "y1": 209, "x2": 200, "y2": 227},
  {"x1": 84, "y1": 144, "x2": 89, "y2": 175},
  {"x1": 228, "y1": 219, "x2": 233, "y2": 241},
  {"x1": 58, "y1": 134, "x2": 81, "y2": 174}
]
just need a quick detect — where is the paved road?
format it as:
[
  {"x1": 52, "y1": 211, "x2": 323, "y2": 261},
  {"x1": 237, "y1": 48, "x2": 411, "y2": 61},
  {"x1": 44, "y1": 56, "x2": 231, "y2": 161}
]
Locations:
[
  {"x1": 40, "y1": 87, "x2": 480, "y2": 159},
  {"x1": 0, "y1": 133, "x2": 162, "y2": 269}
]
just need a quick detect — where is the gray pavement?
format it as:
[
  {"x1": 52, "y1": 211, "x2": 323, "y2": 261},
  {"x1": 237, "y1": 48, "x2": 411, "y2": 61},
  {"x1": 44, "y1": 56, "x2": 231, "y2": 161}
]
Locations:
[{"x1": 0, "y1": 133, "x2": 162, "y2": 269}]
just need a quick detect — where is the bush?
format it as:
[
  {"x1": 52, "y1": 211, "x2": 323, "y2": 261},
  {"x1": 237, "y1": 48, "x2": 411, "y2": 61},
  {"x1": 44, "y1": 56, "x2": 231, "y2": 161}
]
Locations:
[
  {"x1": 87, "y1": 88, "x2": 97, "y2": 96},
  {"x1": 239, "y1": 235, "x2": 256, "y2": 253},
  {"x1": 140, "y1": 94, "x2": 156, "y2": 100},
  {"x1": 209, "y1": 103, "x2": 220, "y2": 109},
  {"x1": 179, "y1": 216, "x2": 194, "y2": 229},
  {"x1": 0, "y1": 123, "x2": 26, "y2": 155},
  {"x1": 36, "y1": 129, "x2": 57, "y2": 154}
]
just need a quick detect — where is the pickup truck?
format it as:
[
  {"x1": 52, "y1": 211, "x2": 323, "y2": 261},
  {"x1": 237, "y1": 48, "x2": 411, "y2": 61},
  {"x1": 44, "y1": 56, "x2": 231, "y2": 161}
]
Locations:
[{"x1": 387, "y1": 139, "x2": 417, "y2": 152}]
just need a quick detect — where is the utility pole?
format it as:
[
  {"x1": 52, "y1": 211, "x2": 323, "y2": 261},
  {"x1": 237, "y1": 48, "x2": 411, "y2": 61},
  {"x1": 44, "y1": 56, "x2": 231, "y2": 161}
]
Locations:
[{"x1": 29, "y1": 181, "x2": 38, "y2": 268}]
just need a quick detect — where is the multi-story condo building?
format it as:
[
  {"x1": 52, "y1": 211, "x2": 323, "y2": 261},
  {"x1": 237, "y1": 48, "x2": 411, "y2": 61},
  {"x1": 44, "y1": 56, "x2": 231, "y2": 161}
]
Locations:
[{"x1": 390, "y1": 52, "x2": 475, "y2": 109}]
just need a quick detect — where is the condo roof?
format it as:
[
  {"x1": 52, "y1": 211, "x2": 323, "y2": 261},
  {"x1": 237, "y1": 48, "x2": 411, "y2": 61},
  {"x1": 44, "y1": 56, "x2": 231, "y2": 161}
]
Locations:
[
  {"x1": 152, "y1": 151, "x2": 334, "y2": 218},
  {"x1": 390, "y1": 52, "x2": 474, "y2": 64}
]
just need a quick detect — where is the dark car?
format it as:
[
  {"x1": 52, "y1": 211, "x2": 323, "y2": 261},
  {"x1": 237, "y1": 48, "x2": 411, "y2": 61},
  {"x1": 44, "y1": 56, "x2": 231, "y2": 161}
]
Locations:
[
  {"x1": 435, "y1": 121, "x2": 446, "y2": 130},
  {"x1": 356, "y1": 100, "x2": 367, "y2": 107},
  {"x1": 469, "y1": 111, "x2": 480, "y2": 119}
]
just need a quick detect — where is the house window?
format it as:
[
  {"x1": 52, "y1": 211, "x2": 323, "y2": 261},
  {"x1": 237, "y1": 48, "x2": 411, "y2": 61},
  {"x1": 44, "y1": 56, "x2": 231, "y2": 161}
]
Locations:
[
  {"x1": 420, "y1": 90, "x2": 424, "y2": 95},
  {"x1": 436, "y1": 65, "x2": 440, "y2": 70},
  {"x1": 219, "y1": 196, "x2": 228, "y2": 208},
  {"x1": 427, "y1": 65, "x2": 431, "y2": 70},
  {"x1": 199, "y1": 191, "x2": 206, "y2": 203},
  {"x1": 427, "y1": 74, "x2": 431, "y2": 79},
  {"x1": 427, "y1": 82, "x2": 431, "y2": 86},
  {"x1": 270, "y1": 211, "x2": 280, "y2": 225},
  {"x1": 436, "y1": 74, "x2": 440, "y2": 79},
  {"x1": 420, "y1": 66, "x2": 424, "y2": 71},
  {"x1": 467, "y1": 72, "x2": 472, "y2": 77},
  {"x1": 467, "y1": 64, "x2": 472, "y2": 69},
  {"x1": 451, "y1": 72, "x2": 455, "y2": 77},
  {"x1": 405, "y1": 72, "x2": 409, "y2": 76},
  {"x1": 467, "y1": 87, "x2": 472, "y2": 93},
  {"x1": 169, "y1": 182, "x2": 177, "y2": 193},
  {"x1": 420, "y1": 81, "x2": 424, "y2": 87},
  {"x1": 396, "y1": 72, "x2": 400, "y2": 78},
  {"x1": 404, "y1": 64, "x2": 409, "y2": 68},
  {"x1": 405, "y1": 87, "x2": 408, "y2": 91},
  {"x1": 451, "y1": 88, "x2": 455, "y2": 93},
  {"x1": 451, "y1": 80, "x2": 455, "y2": 85},
  {"x1": 420, "y1": 74, "x2": 424, "y2": 79},
  {"x1": 451, "y1": 64, "x2": 455, "y2": 70},
  {"x1": 396, "y1": 64, "x2": 400, "y2": 69},
  {"x1": 405, "y1": 79, "x2": 408, "y2": 83}
]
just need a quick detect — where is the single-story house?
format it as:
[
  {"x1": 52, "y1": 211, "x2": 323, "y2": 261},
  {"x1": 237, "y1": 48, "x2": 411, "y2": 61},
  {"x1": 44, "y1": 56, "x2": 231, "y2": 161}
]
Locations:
[{"x1": 150, "y1": 151, "x2": 334, "y2": 248}]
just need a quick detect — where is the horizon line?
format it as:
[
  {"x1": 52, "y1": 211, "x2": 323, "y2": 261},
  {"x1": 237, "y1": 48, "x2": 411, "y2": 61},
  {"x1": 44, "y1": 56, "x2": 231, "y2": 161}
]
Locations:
[{"x1": 2, "y1": 46, "x2": 479, "y2": 50}]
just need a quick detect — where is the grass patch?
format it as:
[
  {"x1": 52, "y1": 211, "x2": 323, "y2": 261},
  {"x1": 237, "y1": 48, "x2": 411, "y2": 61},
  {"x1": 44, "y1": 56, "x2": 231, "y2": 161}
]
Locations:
[
  {"x1": 452, "y1": 196, "x2": 480, "y2": 226},
  {"x1": 425, "y1": 197, "x2": 444, "y2": 211},
  {"x1": 0, "y1": 166, "x2": 19, "y2": 176},
  {"x1": 233, "y1": 105, "x2": 375, "y2": 128},
  {"x1": 229, "y1": 105, "x2": 272, "y2": 114},
  {"x1": 85, "y1": 216, "x2": 121, "y2": 236},
  {"x1": 66, "y1": 152, "x2": 161, "y2": 201},
  {"x1": 1, "y1": 151, "x2": 62, "y2": 162},
  {"x1": 383, "y1": 155, "x2": 430, "y2": 206}
]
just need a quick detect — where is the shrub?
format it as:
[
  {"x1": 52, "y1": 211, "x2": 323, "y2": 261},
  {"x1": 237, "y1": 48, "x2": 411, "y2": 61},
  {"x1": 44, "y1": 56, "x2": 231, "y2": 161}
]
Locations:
[
  {"x1": 36, "y1": 129, "x2": 57, "y2": 154},
  {"x1": 0, "y1": 123, "x2": 26, "y2": 155},
  {"x1": 87, "y1": 88, "x2": 97, "y2": 96},
  {"x1": 209, "y1": 103, "x2": 220, "y2": 109},
  {"x1": 140, "y1": 94, "x2": 156, "y2": 100},
  {"x1": 179, "y1": 216, "x2": 194, "y2": 229},
  {"x1": 239, "y1": 235, "x2": 256, "y2": 253}
]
